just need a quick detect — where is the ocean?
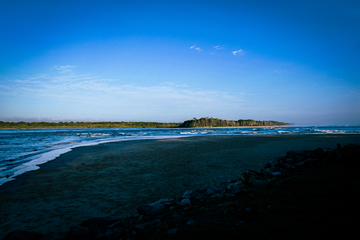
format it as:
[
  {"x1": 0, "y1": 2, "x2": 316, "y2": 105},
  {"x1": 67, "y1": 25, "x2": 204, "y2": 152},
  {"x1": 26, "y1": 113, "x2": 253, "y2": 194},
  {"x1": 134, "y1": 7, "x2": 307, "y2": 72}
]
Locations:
[{"x1": 0, "y1": 126, "x2": 359, "y2": 186}]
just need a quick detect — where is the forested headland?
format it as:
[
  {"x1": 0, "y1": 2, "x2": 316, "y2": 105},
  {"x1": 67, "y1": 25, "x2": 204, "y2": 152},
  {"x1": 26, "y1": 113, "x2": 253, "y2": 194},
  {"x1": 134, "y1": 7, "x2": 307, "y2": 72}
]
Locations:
[
  {"x1": 0, "y1": 118, "x2": 290, "y2": 129},
  {"x1": 178, "y1": 117, "x2": 290, "y2": 128}
]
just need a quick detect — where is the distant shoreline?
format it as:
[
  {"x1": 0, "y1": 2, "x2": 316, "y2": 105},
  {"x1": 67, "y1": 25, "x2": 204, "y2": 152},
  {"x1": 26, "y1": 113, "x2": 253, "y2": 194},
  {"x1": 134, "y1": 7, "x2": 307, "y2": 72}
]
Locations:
[
  {"x1": 0, "y1": 125, "x2": 292, "y2": 130},
  {"x1": 0, "y1": 118, "x2": 290, "y2": 129}
]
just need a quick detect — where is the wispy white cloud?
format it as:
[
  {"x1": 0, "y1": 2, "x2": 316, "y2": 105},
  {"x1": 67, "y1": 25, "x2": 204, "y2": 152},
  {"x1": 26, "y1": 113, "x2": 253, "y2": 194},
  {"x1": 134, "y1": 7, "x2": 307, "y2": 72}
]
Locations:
[
  {"x1": 0, "y1": 84, "x2": 10, "y2": 89},
  {"x1": 53, "y1": 65, "x2": 78, "y2": 73},
  {"x1": 231, "y1": 49, "x2": 245, "y2": 56},
  {"x1": 1, "y1": 68, "x2": 244, "y2": 121},
  {"x1": 190, "y1": 45, "x2": 201, "y2": 51},
  {"x1": 214, "y1": 45, "x2": 225, "y2": 50}
]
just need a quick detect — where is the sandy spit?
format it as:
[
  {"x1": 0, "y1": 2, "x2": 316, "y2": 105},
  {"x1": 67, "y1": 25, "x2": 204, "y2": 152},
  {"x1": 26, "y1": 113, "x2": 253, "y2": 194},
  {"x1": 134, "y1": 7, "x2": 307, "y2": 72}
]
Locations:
[{"x1": 1, "y1": 134, "x2": 360, "y2": 237}]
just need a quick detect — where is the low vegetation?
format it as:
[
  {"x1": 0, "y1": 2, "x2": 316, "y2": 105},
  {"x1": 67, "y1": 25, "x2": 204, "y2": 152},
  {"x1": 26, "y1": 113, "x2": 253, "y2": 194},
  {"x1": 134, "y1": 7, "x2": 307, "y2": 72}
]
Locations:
[{"x1": 0, "y1": 117, "x2": 289, "y2": 129}]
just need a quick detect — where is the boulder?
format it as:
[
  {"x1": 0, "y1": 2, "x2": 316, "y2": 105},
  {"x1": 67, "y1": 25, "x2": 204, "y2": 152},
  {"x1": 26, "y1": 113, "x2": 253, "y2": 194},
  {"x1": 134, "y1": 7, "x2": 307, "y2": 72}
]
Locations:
[
  {"x1": 167, "y1": 228, "x2": 177, "y2": 234},
  {"x1": 137, "y1": 204, "x2": 154, "y2": 215},
  {"x1": 179, "y1": 199, "x2": 191, "y2": 206}
]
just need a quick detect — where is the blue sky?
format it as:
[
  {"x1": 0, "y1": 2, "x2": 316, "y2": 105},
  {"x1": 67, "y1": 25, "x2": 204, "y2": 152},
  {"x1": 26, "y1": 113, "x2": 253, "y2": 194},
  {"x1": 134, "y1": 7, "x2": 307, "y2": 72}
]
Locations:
[{"x1": 0, "y1": 0, "x2": 359, "y2": 125}]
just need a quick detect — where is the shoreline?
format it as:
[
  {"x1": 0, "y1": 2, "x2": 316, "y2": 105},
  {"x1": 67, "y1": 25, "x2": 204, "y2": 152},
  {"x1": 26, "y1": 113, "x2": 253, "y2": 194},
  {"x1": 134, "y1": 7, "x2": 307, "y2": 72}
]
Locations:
[
  {"x1": 1, "y1": 134, "x2": 360, "y2": 237},
  {"x1": 0, "y1": 125, "x2": 293, "y2": 130}
]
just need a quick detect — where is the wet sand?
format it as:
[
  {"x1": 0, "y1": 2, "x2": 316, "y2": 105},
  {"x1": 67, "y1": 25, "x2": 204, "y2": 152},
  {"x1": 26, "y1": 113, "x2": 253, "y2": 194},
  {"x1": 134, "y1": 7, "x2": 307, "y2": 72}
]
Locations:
[{"x1": 1, "y1": 134, "x2": 360, "y2": 237}]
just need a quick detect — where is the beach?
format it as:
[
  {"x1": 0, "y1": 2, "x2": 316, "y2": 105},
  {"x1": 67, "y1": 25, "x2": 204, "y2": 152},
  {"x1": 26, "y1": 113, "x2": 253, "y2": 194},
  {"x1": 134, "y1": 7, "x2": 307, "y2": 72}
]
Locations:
[{"x1": 1, "y1": 134, "x2": 360, "y2": 237}]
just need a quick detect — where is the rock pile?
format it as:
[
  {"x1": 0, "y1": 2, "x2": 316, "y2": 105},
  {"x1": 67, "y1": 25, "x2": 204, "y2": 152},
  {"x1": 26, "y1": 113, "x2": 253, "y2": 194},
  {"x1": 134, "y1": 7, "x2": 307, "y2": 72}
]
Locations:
[{"x1": 3, "y1": 143, "x2": 360, "y2": 240}]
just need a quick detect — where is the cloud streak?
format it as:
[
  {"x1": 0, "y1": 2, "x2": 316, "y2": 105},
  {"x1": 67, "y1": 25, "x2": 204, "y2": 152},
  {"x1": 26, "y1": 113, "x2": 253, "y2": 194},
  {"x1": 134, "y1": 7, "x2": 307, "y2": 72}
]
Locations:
[
  {"x1": 190, "y1": 45, "x2": 201, "y2": 51},
  {"x1": 0, "y1": 68, "x2": 244, "y2": 121},
  {"x1": 53, "y1": 65, "x2": 78, "y2": 73},
  {"x1": 214, "y1": 45, "x2": 224, "y2": 50},
  {"x1": 231, "y1": 49, "x2": 245, "y2": 55}
]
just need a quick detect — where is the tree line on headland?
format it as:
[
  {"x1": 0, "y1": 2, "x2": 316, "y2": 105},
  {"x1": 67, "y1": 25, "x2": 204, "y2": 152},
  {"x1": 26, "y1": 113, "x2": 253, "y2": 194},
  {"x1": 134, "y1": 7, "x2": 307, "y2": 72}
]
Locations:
[
  {"x1": 178, "y1": 117, "x2": 289, "y2": 128},
  {"x1": 0, "y1": 117, "x2": 290, "y2": 129}
]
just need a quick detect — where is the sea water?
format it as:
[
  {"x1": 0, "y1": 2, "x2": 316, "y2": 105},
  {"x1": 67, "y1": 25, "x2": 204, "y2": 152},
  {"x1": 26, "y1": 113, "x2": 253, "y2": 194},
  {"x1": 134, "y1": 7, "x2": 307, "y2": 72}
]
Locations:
[{"x1": 0, "y1": 126, "x2": 359, "y2": 186}]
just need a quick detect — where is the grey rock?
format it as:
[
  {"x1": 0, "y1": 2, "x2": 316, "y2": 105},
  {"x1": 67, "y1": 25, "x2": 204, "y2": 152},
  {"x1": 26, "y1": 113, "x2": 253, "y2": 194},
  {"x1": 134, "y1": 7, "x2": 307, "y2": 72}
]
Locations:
[
  {"x1": 135, "y1": 219, "x2": 161, "y2": 230},
  {"x1": 179, "y1": 198, "x2": 191, "y2": 206},
  {"x1": 186, "y1": 219, "x2": 197, "y2": 225},
  {"x1": 150, "y1": 198, "x2": 173, "y2": 207},
  {"x1": 104, "y1": 229, "x2": 113, "y2": 236},
  {"x1": 272, "y1": 172, "x2": 282, "y2": 176},
  {"x1": 210, "y1": 193, "x2": 223, "y2": 199},
  {"x1": 263, "y1": 161, "x2": 272, "y2": 168},
  {"x1": 183, "y1": 190, "x2": 194, "y2": 199},
  {"x1": 167, "y1": 228, "x2": 178, "y2": 234},
  {"x1": 219, "y1": 202, "x2": 232, "y2": 207},
  {"x1": 148, "y1": 204, "x2": 166, "y2": 216},
  {"x1": 195, "y1": 193, "x2": 208, "y2": 200},
  {"x1": 252, "y1": 180, "x2": 267, "y2": 187},
  {"x1": 227, "y1": 181, "x2": 245, "y2": 191},
  {"x1": 225, "y1": 193, "x2": 235, "y2": 199},
  {"x1": 206, "y1": 188, "x2": 215, "y2": 195},
  {"x1": 209, "y1": 186, "x2": 223, "y2": 193},
  {"x1": 137, "y1": 204, "x2": 154, "y2": 215}
]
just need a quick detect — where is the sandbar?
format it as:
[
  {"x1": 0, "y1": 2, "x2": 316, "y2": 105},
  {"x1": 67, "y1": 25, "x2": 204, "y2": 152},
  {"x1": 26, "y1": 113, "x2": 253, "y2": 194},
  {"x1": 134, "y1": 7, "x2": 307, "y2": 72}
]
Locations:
[{"x1": 1, "y1": 134, "x2": 360, "y2": 237}]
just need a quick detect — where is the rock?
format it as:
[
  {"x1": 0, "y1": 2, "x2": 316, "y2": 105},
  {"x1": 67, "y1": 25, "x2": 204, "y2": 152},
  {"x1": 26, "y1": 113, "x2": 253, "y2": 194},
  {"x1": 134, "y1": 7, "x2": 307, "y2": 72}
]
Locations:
[
  {"x1": 264, "y1": 161, "x2": 272, "y2": 169},
  {"x1": 248, "y1": 175, "x2": 257, "y2": 183},
  {"x1": 148, "y1": 203, "x2": 166, "y2": 216},
  {"x1": 206, "y1": 188, "x2": 215, "y2": 195},
  {"x1": 285, "y1": 164, "x2": 296, "y2": 169},
  {"x1": 219, "y1": 202, "x2": 232, "y2": 207},
  {"x1": 104, "y1": 229, "x2": 113, "y2": 236},
  {"x1": 252, "y1": 180, "x2": 267, "y2": 188},
  {"x1": 2, "y1": 231, "x2": 44, "y2": 240},
  {"x1": 183, "y1": 190, "x2": 194, "y2": 199},
  {"x1": 240, "y1": 171, "x2": 250, "y2": 182},
  {"x1": 186, "y1": 219, "x2": 197, "y2": 226},
  {"x1": 135, "y1": 219, "x2": 161, "y2": 230},
  {"x1": 262, "y1": 168, "x2": 274, "y2": 177},
  {"x1": 225, "y1": 193, "x2": 235, "y2": 198},
  {"x1": 150, "y1": 198, "x2": 173, "y2": 207},
  {"x1": 209, "y1": 186, "x2": 223, "y2": 193},
  {"x1": 179, "y1": 199, "x2": 191, "y2": 206},
  {"x1": 195, "y1": 193, "x2": 208, "y2": 200},
  {"x1": 137, "y1": 204, "x2": 154, "y2": 215},
  {"x1": 313, "y1": 148, "x2": 324, "y2": 154},
  {"x1": 285, "y1": 158, "x2": 294, "y2": 164},
  {"x1": 183, "y1": 190, "x2": 202, "y2": 200},
  {"x1": 227, "y1": 181, "x2": 245, "y2": 191},
  {"x1": 167, "y1": 228, "x2": 177, "y2": 234},
  {"x1": 246, "y1": 207, "x2": 252, "y2": 212},
  {"x1": 272, "y1": 172, "x2": 282, "y2": 176}
]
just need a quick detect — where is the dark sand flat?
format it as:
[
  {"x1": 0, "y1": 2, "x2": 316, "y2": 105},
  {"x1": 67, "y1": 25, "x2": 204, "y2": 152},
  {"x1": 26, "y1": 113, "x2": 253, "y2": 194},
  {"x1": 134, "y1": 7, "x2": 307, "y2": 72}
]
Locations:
[{"x1": 1, "y1": 134, "x2": 360, "y2": 237}]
